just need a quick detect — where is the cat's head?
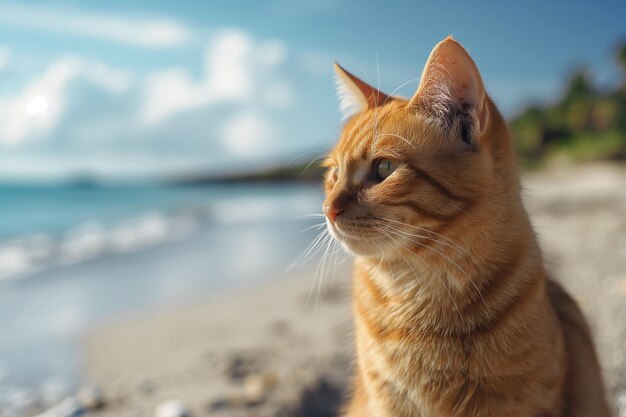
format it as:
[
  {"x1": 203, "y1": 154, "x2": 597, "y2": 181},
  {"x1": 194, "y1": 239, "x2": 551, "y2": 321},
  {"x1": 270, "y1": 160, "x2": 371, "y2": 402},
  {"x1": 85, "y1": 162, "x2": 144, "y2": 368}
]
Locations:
[{"x1": 323, "y1": 36, "x2": 519, "y2": 258}]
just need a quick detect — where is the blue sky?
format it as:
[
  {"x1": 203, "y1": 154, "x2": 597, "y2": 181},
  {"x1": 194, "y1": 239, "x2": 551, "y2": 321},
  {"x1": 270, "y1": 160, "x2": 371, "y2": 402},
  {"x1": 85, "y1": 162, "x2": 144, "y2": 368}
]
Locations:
[{"x1": 0, "y1": 0, "x2": 624, "y2": 180}]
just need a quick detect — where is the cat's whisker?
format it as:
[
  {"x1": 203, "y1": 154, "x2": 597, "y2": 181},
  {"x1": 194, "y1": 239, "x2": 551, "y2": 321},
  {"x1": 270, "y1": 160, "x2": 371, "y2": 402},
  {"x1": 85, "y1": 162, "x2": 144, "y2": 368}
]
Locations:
[
  {"x1": 306, "y1": 231, "x2": 333, "y2": 308},
  {"x1": 373, "y1": 53, "x2": 382, "y2": 140},
  {"x1": 379, "y1": 220, "x2": 487, "y2": 306},
  {"x1": 298, "y1": 213, "x2": 327, "y2": 218},
  {"x1": 300, "y1": 155, "x2": 328, "y2": 177},
  {"x1": 372, "y1": 75, "x2": 421, "y2": 143},
  {"x1": 300, "y1": 222, "x2": 327, "y2": 233},
  {"x1": 373, "y1": 225, "x2": 463, "y2": 319},
  {"x1": 294, "y1": 217, "x2": 348, "y2": 306},
  {"x1": 376, "y1": 105, "x2": 415, "y2": 126},
  {"x1": 382, "y1": 227, "x2": 483, "y2": 284},
  {"x1": 294, "y1": 229, "x2": 328, "y2": 265},
  {"x1": 367, "y1": 229, "x2": 398, "y2": 293},
  {"x1": 377, "y1": 216, "x2": 484, "y2": 273},
  {"x1": 289, "y1": 228, "x2": 330, "y2": 270},
  {"x1": 382, "y1": 224, "x2": 476, "y2": 274},
  {"x1": 383, "y1": 77, "x2": 420, "y2": 105},
  {"x1": 374, "y1": 132, "x2": 417, "y2": 149},
  {"x1": 330, "y1": 237, "x2": 346, "y2": 284},
  {"x1": 282, "y1": 149, "x2": 327, "y2": 168},
  {"x1": 315, "y1": 231, "x2": 337, "y2": 309},
  {"x1": 374, "y1": 218, "x2": 483, "y2": 276},
  {"x1": 380, "y1": 224, "x2": 487, "y2": 310},
  {"x1": 315, "y1": 233, "x2": 333, "y2": 306}
]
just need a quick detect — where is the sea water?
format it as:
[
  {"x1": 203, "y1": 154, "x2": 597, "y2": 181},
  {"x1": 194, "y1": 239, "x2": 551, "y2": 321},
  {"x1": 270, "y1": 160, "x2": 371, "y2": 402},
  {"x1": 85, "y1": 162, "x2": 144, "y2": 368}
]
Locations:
[{"x1": 0, "y1": 182, "x2": 326, "y2": 413}]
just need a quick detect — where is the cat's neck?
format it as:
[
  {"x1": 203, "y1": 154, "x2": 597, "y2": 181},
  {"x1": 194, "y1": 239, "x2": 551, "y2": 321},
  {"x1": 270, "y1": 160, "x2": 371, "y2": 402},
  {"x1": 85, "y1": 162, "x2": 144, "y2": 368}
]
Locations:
[{"x1": 354, "y1": 205, "x2": 546, "y2": 335}]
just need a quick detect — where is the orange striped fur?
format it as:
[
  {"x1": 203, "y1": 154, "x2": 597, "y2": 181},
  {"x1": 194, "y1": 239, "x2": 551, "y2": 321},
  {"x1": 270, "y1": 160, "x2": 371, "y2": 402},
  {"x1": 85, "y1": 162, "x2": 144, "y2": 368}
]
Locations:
[{"x1": 324, "y1": 37, "x2": 612, "y2": 417}]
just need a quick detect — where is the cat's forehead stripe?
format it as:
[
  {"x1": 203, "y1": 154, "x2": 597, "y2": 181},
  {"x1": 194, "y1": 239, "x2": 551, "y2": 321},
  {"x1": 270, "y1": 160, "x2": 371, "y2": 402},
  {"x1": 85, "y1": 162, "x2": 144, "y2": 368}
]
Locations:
[
  {"x1": 335, "y1": 104, "x2": 409, "y2": 168},
  {"x1": 343, "y1": 118, "x2": 369, "y2": 153}
]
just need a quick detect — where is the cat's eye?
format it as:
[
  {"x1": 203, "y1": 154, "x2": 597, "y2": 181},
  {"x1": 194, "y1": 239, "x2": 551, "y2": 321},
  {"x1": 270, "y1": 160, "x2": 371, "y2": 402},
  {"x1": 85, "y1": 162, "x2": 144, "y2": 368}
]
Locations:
[{"x1": 375, "y1": 159, "x2": 399, "y2": 181}]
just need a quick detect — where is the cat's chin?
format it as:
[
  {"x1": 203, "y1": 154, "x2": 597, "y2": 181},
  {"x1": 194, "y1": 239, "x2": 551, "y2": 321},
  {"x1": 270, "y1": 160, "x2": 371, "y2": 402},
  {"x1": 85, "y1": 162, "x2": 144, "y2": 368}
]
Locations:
[{"x1": 327, "y1": 225, "x2": 394, "y2": 258}]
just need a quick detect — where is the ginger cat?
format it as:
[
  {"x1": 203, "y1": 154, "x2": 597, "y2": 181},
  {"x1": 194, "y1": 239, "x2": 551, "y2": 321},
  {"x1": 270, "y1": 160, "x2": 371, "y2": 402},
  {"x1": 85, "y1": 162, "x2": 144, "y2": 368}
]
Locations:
[{"x1": 323, "y1": 37, "x2": 612, "y2": 417}]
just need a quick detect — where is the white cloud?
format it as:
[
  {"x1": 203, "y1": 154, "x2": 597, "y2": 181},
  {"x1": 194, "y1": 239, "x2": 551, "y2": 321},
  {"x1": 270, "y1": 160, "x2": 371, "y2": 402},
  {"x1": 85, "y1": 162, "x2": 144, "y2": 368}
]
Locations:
[
  {"x1": 0, "y1": 28, "x2": 299, "y2": 177},
  {"x1": 219, "y1": 111, "x2": 278, "y2": 155},
  {"x1": 142, "y1": 69, "x2": 206, "y2": 124},
  {"x1": 0, "y1": 28, "x2": 291, "y2": 151},
  {"x1": 0, "y1": 4, "x2": 192, "y2": 49},
  {"x1": 141, "y1": 29, "x2": 292, "y2": 125},
  {"x1": 204, "y1": 30, "x2": 255, "y2": 101},
  {"x1": 0, "y1": 56, "x2": 132, "y2": 145}
]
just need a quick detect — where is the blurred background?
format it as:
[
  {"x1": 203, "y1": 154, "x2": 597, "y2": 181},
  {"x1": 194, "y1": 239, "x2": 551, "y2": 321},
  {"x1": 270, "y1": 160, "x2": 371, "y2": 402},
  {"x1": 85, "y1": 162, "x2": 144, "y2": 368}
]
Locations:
[{"x1": 0, "y1": 1, "x2": 625, "y2": 417}]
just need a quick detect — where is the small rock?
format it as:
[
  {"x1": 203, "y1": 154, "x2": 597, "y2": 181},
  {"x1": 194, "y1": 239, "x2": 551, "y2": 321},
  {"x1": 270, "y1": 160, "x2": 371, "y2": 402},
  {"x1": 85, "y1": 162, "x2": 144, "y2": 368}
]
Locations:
[
  {"x1": 243, "y1": 372, "x2": 277, "y2": 404},
  {"x1": 226, "y1": 354, "x2": 256, "y2": 381},
  {"x1": 617, "y1": 391, "x2": 626, "y2": 417},
  {"x1": 76, "y1": 385, "x2": 104, "y2": 410},
  {"x1": 155, "y1": 400, "x2": 191, "y2": 417},
  {"x1": 207, "y1": 373, "x2": 277, "y2": 411},
  {"x1": 281, "y1": 377, "x2": 343, "y2": 417}
]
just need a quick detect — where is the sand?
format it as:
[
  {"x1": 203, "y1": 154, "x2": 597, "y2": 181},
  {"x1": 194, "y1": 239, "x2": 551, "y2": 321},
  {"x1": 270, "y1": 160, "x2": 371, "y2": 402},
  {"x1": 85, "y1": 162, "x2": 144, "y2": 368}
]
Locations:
[
  {"x1": 84, "y1": 263, "x2": 354, "y2": 417},
  {"x1": 83, "y1": 164, "x2": 626, "y2": 417}
]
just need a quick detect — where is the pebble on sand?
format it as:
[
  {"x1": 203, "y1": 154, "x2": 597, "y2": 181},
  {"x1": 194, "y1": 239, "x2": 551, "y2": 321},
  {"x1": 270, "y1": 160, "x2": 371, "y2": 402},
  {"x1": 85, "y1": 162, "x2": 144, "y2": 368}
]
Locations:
[
  {"x1": 244, "y1": 372, "x2": 277, "y2": 404},
  {"x1": 155, "y1": 400, "x2": 191, "y2": 417}
]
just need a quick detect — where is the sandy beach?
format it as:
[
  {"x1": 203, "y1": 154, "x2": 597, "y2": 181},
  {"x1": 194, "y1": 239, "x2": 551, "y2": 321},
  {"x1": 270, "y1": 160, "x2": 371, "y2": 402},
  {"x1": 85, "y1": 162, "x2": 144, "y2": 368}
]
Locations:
[
  {"x1": 84, "y1": 264, "x2": 353, "y2": 417},
  {"x1": 83, "y1": 165, "x2": 626, "y2": 417}
]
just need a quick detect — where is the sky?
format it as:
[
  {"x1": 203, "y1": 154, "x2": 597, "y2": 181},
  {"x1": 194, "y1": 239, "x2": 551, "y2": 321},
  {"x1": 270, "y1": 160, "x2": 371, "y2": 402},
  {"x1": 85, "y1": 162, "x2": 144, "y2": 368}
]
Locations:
[{"x1": 0, "y1": 0, "x2": 624, "y2": 181}]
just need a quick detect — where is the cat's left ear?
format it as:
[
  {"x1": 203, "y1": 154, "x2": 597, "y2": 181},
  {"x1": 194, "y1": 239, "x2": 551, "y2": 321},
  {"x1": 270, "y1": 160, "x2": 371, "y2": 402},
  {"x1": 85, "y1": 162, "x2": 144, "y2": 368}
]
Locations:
[
  {"x1": 411, "y1": 36, "x2": 489, "y2": 138},
  {"x1": 334, "y1": 62, "x2": 393, "y2": 120}
]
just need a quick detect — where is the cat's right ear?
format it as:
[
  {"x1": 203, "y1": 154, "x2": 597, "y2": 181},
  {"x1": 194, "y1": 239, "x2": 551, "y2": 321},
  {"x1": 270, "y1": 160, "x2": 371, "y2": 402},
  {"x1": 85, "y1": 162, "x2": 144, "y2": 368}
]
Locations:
[
  {"x1": 334, "y1": 62, "x2": 392, "y2": 120},
  {"x1": 410, "y1": 36, "x2": 489, "y2": 138}
]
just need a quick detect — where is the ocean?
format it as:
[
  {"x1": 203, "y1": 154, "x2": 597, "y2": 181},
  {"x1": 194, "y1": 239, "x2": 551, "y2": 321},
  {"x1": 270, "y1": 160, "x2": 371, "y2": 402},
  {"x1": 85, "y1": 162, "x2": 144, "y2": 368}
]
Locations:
[{"x1": 0, "y1": 182, "x2": 326, "y2": 413}]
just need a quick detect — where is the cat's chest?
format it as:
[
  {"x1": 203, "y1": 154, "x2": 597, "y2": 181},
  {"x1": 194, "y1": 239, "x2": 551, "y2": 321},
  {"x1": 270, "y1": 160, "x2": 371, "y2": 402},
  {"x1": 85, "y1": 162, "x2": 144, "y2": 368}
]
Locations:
[
  {"x1": 360, "y1": 354, "x2": 470, "y2": 417},
  {"x1": 355, "y1": 313, "x2": 471, "y2": 414},
  {"x1": 353, "y1": 265, "x2": 470, "y2": 369},
  {"x1": 353, "y1": 270, "x2": 480, "y2": 416}
]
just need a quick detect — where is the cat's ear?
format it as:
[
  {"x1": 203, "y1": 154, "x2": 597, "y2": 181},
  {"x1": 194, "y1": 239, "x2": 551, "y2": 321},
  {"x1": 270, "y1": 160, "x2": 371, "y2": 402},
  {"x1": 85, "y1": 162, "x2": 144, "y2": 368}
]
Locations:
[
  {"x1": 411, "y1": 36, "x2": 489, "y2": 138},
  {"x1": 334, "y1": 62, "x2": 393, "y2": 120}
]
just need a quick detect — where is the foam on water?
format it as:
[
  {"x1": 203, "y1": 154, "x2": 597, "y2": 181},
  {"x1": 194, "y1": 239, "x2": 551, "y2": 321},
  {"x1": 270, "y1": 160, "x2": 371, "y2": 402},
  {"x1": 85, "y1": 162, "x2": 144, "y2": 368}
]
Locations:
[{"x1": 0, "y1": 187, "x2": 322, "y2": 283}]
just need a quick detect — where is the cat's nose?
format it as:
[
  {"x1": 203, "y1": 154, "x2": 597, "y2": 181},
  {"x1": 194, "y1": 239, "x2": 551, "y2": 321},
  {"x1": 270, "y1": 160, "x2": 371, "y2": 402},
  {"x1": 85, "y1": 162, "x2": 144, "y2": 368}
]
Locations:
[{"x1": 323, "y1": 204, "x2": 344, "y2": 224}]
